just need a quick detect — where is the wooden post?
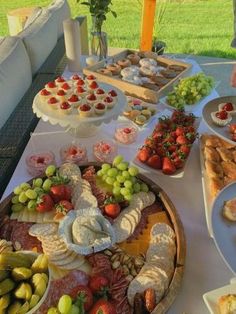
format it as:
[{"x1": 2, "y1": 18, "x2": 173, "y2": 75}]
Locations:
[{"x1": 140, "y1": 0, "x2": 157, "y2": 51}]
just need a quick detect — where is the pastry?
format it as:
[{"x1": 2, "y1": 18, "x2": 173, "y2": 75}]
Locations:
[
  {"x1": 114, "y1": 124, "x2": 138, "y2": 144},
  {"x1": 78, "y1": 103, "x2": 93, "y2": 117},
  {"x1": 144, "y1": 51, "x2": 158, "y2": 59},
  {"x1": 141, "y1": 109, "x2": 152, "y2": 119},
  {"x1": 222, "y1": 199, "x2": 236, "y2": 221},
  {"x1": 94, "y1": 103, "x2": 106, "y2": 115},
  {"x1": 232, "y1": 151, "x2": 236, "y2": 163},
  {"x1": 60, "y1": 101, "x2": 72, "y2": 114},
  {"x1": 108, "y1": 90, "x2": 118, "y2": 102},
  {"x1": 76, "y1": 86, "x2": 87, "y2": 98},
  {"x1": 203, "y1": 134, "x2": 221, "y2": 148},
  {"x1": 96, "y1": 68, "x2": 112, "y2": 76},
  {"x1": 121, "y1": 66, "x2": 140, "y2": 78},
  {"x1": 142, "y1": 83, "x2": 160, "y2": 91},
  {"x1": 127, "y1": 53, "x2": 140, "y2": 65},
  {"x1": 209, "y1": 177, "x2": 224, "y2": 198},
  {"x1": 205, "y1": 160, "x2": 224, "y2": 178},
  {"x1": 61, "y1": 82, "x2": 73, "y2": 96},
  {"x1": 216, "y1": 147, "x2": 233, "y2": 162},
  {"x1": 140, "y1": 65, "x2": 157, "y2": 77},
  {"x1": 224, "y1": 176, "x2": 236, "y2": 186},
  {"x1": 168, "y1": 65, "x2": 185, "y2": 72},
  {"x1": 117, "y1": 58, "x2": 131, "y2": 69},
  {"x1": 68, "y1": 94, "x2": 81, "y2": 108},
  {"x1": 218, "y1": 294, "x2": 236, "y2": 314},
  {"x1": 204, "y1": 146, "x2": 220, "y2": 162},
  {"x1": 139, "y1": 58, "x2": 157, "y2": 67},
  {"x1": 221, "y1": 161, "x2": 236, "y2": 179},
  {"x1": 86, "y1": 74, "x2": 97, "y2": 84},
  {"x1": 160, "y1": 69, "x2": 177, "y2": 79},
  {"x1": 75, "y1": 78, "x2": 86, "y2": 87},
  {"x1": 135, "y1": 115, "x2": 147, "y2": 126},
  {"x1": 151, "y1": 75, "x2": 170, "y2": 86},
  {"x1": 106, "y1": 63, "x2": 121, "y2": 75}
]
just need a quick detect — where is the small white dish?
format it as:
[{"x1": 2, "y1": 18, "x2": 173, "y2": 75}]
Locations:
[{"x1": 203, "y1": 282, "x2": 236, "y2": 314}]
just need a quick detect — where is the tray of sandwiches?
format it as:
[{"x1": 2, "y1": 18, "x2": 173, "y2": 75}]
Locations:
[
  {"x1": 199, "y1": 133, "x2": 236, "y2": 236},
  {"x1": 83, "y1": 49, "x2": 192, "y2": 103},
  {"x1": 0, "y1": 157, "x2": 185, "y2": 313}
]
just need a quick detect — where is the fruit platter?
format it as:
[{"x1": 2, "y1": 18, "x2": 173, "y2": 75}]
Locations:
[
  {"x1": 202, "y1": 96, "x2": 236, "y2": 145},
  {"x1": 135, "y1": 109, "x2": 199, "y2": 177},
  {"x1": 32, "y1": 75, "x2": 127, "y2": 137},
  {"x1": 0, "y1": 156, "x2": 185, "y2": 313}
]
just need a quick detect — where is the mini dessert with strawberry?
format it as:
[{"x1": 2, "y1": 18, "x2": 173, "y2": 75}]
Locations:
[
  {"x1": 56, "y1": 89, "x2": 67, "y2": 102},
  {"x1": 60, "y1": 101, "x2": 72, "y2": 114},
  {"x1": 48, "y1": 97, "x2": 59, "y2": 109},
  {"x1": 45, "y1": 81, "x2": 58, "y2": 94},
  {"x1": 94, "y1": 102, "x2": 106, "y2": 115},
  {"x1": 39, "y1": 88, "x2": 51, "y2": 102},
  {"x1": 218, "y1": 102, "x2": 236, "y2": 114},
  {"x1": 95, "y1": 88, "x2": 106, "y2": 100},
  {"x1": 60, "y1": 143, "x2": 88, "y2": 164},
  {"x1": 86, "y1": 93, "x2": 97, "y2": 106},
  {"x1": 211, "y1": 110, "x2": 232, "y2": 126},
  {"x1": 67, "y1": 94, "x2": 81, "y2": 108},
  {"x1": 78, "y1": 103, "x2": 93, "y2": 117},
  {"x1": 87, "y1": 81, "x2": 99, "y2": 92},
  {"x1": 103, "y1": 96, "x2": 115, "y2": 109},
  {"x1": 76, "y1": 86, "x2": 87, "y2": 98},
  {"x1": 70, "y1": 74, "x2": 83, "y2": 82},
  {"x1": 115, "y1": 123, "x2": 138, "y2": 144},
  {"x1": 61, "y1": 82, "x2": 73, "y2": 96},
  {"x1": 75, "y1": 78, "x2": 86, "y2": 88},
  {"x1": 108, "y1": 89, "x2": 118, "y2": 103},
  {"x1": 25, "y1": 151, "x2": 56, "y2": 176},
  {"x1": 86, "y1": 74, "x2": 97, "y2": 84},
  {"x1": 93, "y1": 140, "x2": 117, "y2": 162},
  {"x1": 55, "y1": 76, "x2": 66, "y2": 87}
]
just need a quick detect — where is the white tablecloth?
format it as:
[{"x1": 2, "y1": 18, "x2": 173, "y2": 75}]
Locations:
[{"x1": 2, "y1": 58, "x2": 233, "y2": 314}]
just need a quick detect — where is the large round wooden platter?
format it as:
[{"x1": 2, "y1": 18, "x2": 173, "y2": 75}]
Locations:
[{"x1": 0, "y1": 163, "x2": 186, "y2": 313}]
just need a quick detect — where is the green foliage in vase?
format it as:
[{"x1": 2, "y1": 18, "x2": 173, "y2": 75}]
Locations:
[{"x1": 77, "y1": 0, "x2": 117, "y2": 33}]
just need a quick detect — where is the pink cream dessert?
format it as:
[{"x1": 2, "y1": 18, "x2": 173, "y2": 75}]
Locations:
[
  {"x1": 39, "y1": 89, "x2": 51, "y2": 101},
  {"x1": 68, "y1": 94, "x2": 81, "y2": 108},
  {"x1": 93, "y1": 140, "x2": 117, "y2": 162},
  {"x1": 55, "y1": 76, "x2": 66, "y2": 87},
  {"x1": 95, "y1": 88, "x2": 106, "y2": 100},
  {"x1": 60, "y1": 144, "x2": 88, "y2": 164},
  {"x1": 45, "y1": 81, "x2": 57, "y2": 94},
  {"x1": 26, "y1": 151, "x2": 56, "y2": 176},
  {"x1": 108, "y1": 89, "x2": 118, "y2": 102},
  {"x1": 48, "y1": 97, "x2": 59, "y2": 109},
  {"x1": 115, "y1": 123, "x2": 138, "y2": 144}
]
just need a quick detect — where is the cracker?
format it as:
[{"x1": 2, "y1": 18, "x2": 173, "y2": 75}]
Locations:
[
  {"x1": 29, "y1": 223, "x2": 58, "y2": 238},
  {"x1": 150, "y1": 223, "x2": 175, "y2": 240},
  {"x1": 49, "y1": 251, "x2": 78, "y2": 266},
  {"x1": 60, "y1": 255, "x2": 85, "y2": 270}
]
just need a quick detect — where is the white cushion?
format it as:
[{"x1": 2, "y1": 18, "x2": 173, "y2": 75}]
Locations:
[
  {"x1": 18, "y1": 9, "x2": 57, "y2": 75},
  {"x1": 0, "y1": 37, "x2": 32, "y2": 129},
  {"x1": 48, "y1": 0, "x2": 71, "y2": 38},
  {"x1": 24, "y1": 7, "x2": 42, "y2": 29}
]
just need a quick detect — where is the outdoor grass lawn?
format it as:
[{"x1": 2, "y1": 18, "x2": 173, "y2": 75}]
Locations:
[{"x1": 0, "y1": 0, "x2": 235, "y2": 59}]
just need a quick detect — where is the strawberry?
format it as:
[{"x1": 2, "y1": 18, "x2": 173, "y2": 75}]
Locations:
[
  {"x1": 89, "y1": 299, "x2": 116, "y2": 314},
  {"x1": 137, "y1": 146, "x2": 152, "y2": 163},
  {"x1": 216, "y1": 110, "x2": 228, "y2": 120},
  {"x1": 104, "y1": 198, "x2": 121, "y2": 219},
  {"x1": 232, "y1": 133, "x2": 236, "y2": 142},
  {"x1": 89, "y1": 275, "x2": 109, "y2": 295},
  {"x1": 172, "y1": 156, "x2": 184, "y2": 169},
  {"x1": 222, "y1": 102, "x2": 234, "y2": 111},
  {"x1": 179, "y1": 145, "x2": 190, "y2": 157},
  {"x1": 36, "y1": 194, "x2": 54, "y2": 213},
  {"x1": 229, "y1": 123, "x2": 236, "y2": 134},
  {"x1": 71, "y1": 285, "x2": 93, "y2": 311},
  {"x1": 162, "y1": 157, "x2": 176, "y2": 175},
  {"x1": 50, "y1": 184, "x2": 72, "y2": 203},
  {"x1": 175, "y1": 126, "x2": 185, "y2": 137},
  {"x1": 176, "y1": 135, "x2": 189, "y2": 145},
  {"x1": 146, "y1": 155, "x2": 161, "y2": 169}
]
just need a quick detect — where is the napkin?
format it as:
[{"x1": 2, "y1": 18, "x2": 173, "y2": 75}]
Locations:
[{"x1": 63, "y1": 18, "x2": 82, "y2": 72}]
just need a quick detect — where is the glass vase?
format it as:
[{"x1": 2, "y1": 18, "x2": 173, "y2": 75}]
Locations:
[{"x1": 90, "y1": 17, "x2": 108, "y2": 60}]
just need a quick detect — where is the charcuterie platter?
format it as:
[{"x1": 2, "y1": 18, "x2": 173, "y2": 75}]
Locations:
[{"x1": 0, "y1": 158, "x2": 185, "y2": 313}]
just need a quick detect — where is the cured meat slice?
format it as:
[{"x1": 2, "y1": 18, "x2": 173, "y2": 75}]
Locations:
[
  {"x1": 0, "y1": 216, "x2": 15, "y2": 241},
  {"x1": 10, "y1": 222, "x2": 43, "y2": 252},
  {"x1": 88, "y1": 253, "x2": 113, "y2": 281},
  {"x1": 35, "y1": 270, "x2": 89, "y2": 314}
]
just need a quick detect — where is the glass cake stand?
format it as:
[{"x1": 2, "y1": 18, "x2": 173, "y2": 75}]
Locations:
[{"x1": 32, "y1": 82, "x2": 127, "y2": 137}]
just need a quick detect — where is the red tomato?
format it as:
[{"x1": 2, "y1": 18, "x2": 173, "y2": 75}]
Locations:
[
  {"x1": 89, "y1": 276, "x2": 109, "y2": 295},
  {"x1": 36, "y1": 194, "x2": 54, "y2": 213}
]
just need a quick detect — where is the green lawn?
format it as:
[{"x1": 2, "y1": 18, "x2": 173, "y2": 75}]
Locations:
[{"x1": 0, "y1": 0, "x2": 235, "y2": 59}]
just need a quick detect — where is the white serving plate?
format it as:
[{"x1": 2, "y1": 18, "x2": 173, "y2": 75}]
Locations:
[
  {"x1": 211, "y1": 182, "x2": 236, "y2": 275},
  {"x1": 203, "y1": 281, "x2": 236, "y2": 314},
  {"x1": 202, "y1": 96, "x2": 236, "y2": 146}
]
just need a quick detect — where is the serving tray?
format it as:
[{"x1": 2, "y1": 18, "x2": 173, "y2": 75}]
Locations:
[
  {"x1": 0, "y1": 162, "x2": 186, "y2": 313},
  {"x1": 83, "y1": 49, "x2": 192, "y2": 104}
]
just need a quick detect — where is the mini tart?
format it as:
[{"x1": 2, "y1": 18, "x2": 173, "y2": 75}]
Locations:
[
  {"x1": 75, "y1": 79, "x2": 86, "y2": 88},
  {"x1": 78, "y1": 103, "x2": 93, "y2": 117},
  {"x1": 70, "y1": 74, "x2": 83, "y2": 82},
  {"x1": 86, "y1": 93, "x2": 97, "y2": 106},
  {"x1": 39, "y1": 88, "x2": 51, "y2": 101},
  {"x1": 123, "y1": 106, "x2": 133, "y2": 116},
  {"x1": 94, "y1": 102, "x2": 106, "y2": 115},
  {"x1": 127, "y1": 53, "x2": 140, "y2": 65},
  {"x1": 108, "y1": 89, "x2": 118, "y2": 102},
  {"x1": 129, "y1": 109, "x2": 141, "y2": 120},
  {"x1": 218, "y1": 102, "x2": 236, "y2": 114},
  {"x1": 160, "y1": 69, "x2": 177, "y2": 79},
  {"x1": 55, "y1": 76, "x2": 66, "y2": 87},
  {"x1": 56, "y1": 89, "x2": 67, "y2": 102},
  {"x1": 60, "y1": 101, "x2": 72, "y2": 114},
  {"x1": 61, "y1": 82, "x2": 73, "y2": 95},
  {"x1": 87, "y1": 81, "x2": 99, "y2": 92},
  {"x1": 103, "y1": 96, "x2": 115, "y2": 109},
  {"x1": 141, "y1": 109, "x2": 152, "y2": 119},
  {"x1": 86, "y1": 74, "x2": 97, "y2": 84},
  {"x1": 68, "y1": 94, "x2": 81, "y2": 108},
  {"x1": 117, "y1": 59, "x2": 131, "y2": 69},
  {"x1": 47, "y1": 97, "x2": 59, "y2": 109},
  {"x1": 76, "y1": 86, "x2": 87, "y2": 98},
  {"x1": 211, "y1": 111, "x2": 232, "y2": 126},
  {"x1": 106, "y1": 63, "x2": 121, "y2": 75},
  {"x1": 45, "y1": 81, "x2": 58, "y2": 94},
  {"x1": 135, "y1": 114, "x2": 147, "y2": 126},
  {"x1": 95, "y1": 88, "x2": 106, "y2": 100},
  {"x1": 97, "y1": 68, "x2": 112, "y2": 76}
]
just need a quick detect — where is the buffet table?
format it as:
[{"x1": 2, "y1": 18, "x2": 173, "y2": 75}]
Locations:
[{"x1": 2, "y1": 50, "x2": 236, "y2": 314}]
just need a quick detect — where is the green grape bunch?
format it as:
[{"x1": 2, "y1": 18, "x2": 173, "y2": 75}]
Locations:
[{"x1": 167, "y1": 72, "x2": 214, "y2": 109}]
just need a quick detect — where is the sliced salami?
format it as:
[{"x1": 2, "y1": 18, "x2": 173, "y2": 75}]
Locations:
[
  {"x1": 10, "y1": 222, "x2": 43, "y2": 252},
  {"x1": 35, "y1": 270, "x2": 89, "y2": 314}
]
